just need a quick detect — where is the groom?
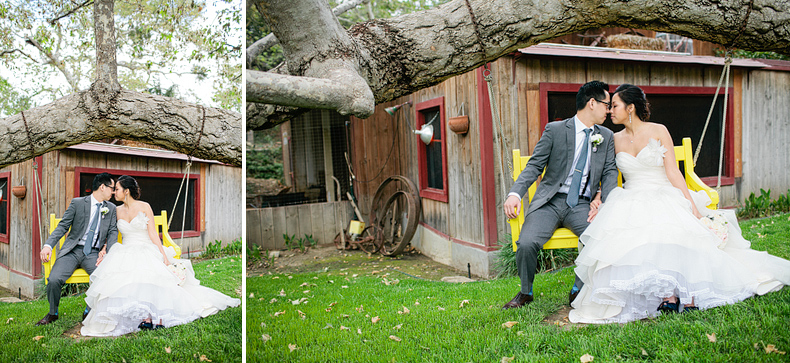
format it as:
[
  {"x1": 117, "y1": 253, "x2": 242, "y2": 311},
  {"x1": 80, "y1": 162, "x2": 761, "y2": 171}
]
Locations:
[
  {"x1": 36, "y1": 172, "x2": 119, "y2": 326},
  {"x1": 502, "y1": 81, "x2": 618, "y2": 309}
]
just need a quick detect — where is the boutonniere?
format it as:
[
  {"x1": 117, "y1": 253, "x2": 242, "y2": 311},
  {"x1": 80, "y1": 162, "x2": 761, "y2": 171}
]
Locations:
[
  {"x1": 590, "y1": 134, "x2": 604, "y2": 152},
  {"x1": 100, "y1": 206, "x2": 109, "y2": 216}
]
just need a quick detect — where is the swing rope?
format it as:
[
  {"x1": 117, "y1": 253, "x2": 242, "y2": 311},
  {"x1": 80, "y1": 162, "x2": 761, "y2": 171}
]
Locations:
[
  {"x1": 169, "y1": 105, "x2": 206, "y2": 246},
  {"x1": 483, "y1": 64, "x2": 513, "y2": 197},
  {"x1": 21, "y1": 110, "x2": 49, "y2": 254},
  {"x1": 692, "y1": 51, "x2": 733, "y2": 190}
]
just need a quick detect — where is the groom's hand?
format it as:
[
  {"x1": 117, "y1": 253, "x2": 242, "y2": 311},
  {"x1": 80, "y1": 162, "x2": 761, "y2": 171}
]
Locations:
[
  {"x1": 40, "y1": 246, "x2": 52, "y2": 263},
  {"x1": 504, "y1": 195, "x2": 521, "y2": 219}
]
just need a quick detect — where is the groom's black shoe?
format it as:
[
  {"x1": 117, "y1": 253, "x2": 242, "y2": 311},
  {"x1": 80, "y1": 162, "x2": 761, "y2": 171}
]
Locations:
[
  {"x1": 35, "y1": 314, "x2": 58, "y2": 326},
  {"x1": 568, "y1": 290, "x2": 580, "y2": 306},
  {"x1": 502, "y1": 292, "x2": 533, "y2": 309}
]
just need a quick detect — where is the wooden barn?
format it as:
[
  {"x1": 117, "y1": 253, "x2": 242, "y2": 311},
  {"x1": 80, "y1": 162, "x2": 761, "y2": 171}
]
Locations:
[
  {"x1": 0, "y1": 142, "x2": 242, "y2": 297},
  {"x1": 248, "y1": 35, "x2": 790, "y2": 277}
]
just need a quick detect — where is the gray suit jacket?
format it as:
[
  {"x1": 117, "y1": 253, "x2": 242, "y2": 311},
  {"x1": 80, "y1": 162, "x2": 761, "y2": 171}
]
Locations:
[
  {"x1": 45, "y1": 196, "x2": 119, "y2": 259},
  {"x1": 509, "y1": 117, "x2": 618, "y2": 216}
]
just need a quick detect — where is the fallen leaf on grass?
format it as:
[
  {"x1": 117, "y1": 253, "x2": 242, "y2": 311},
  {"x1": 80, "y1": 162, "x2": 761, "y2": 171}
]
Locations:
[
  {"x1": 5, "y1": 318, "x2": 13, "y2": 324},
  {"x1": 325, "y1": 308, "x2": 332, "y2": 312},
  {"x1": 459, "y1": 300, "x2": 470, "y2": 308},
  {"x1": 580, "y1": 353, "x2": 594, "y2": 362},
  {"x1": 340, "y1": 314, "x2": 350, "y2": 319},
  {"x1": 297, "y1": 310, "x2": 306, "y2": 319},
  {"x1": 372, "y1": 316, "x2": 380, "y2": 324},
  {"x1": 389, "y1": 335, "x2": 402, "y2": 342},
  {"x1": 289, "y1": 344, "x2": 298, "y2": 352},
  {"x1": 291, "y1": 297, "x2": 308, "y2": 305},
  {"x1": 165, "y1": 347, "x2": 172, "y2": 353},
  {"x1": 199, "y1": 355, "x2": 212, "y2": 362},
  {"x1": 393, "y1": 324, "x2": 402, "y2": 330},
  {"x1": 303, "y1": 290, "x2": 310, "y2": 294},
  {"x1": 501, "y1": 321, "x2": 518, "y2": 329},
  {"x1": 33, "y1": 336, "x2": 44, "y2": 341},
  {"x1": 765, "y1": 344, "x2": 786, "y2": 354},
  {"x1": 357, "y1": 328, "x2": 362, "y2": 334},
  {"x1": 414, "y1": 300, "x2": 420, "y2": 305},
  {"x1": 501, "y1": 357, "x2": 514, "y2": 363},
  {"x1": 516, "y1": 331, "x2": 524, "y2": 336},
  {"x1": 398, "y1": 306, "x2": 410, "y2": 315},
  {"x1": 272, "y1": 276, "x2": 280, "y2": 279},
  {"x1": 323, "y1": 323, "x2": 333, "y2": 329},
  {"x1": 706, "y1": 333, "x2": 716, "y2": 342},
  {"x1": 356, "y1": 305, "x2": 364, "y2": 313},
  {"x1": 273, "y1": 311, "x2": 285, "y2": 317},
  {"x1": 300, "y1": 282, "x2": 309, "y2": 287},
  {"x1": 262, "y1": 334, "x2": 271, "y2": 342},
  {"x1": 437, "y1": 307, "x2": 445, "y2": 311},
  {"x1": 340, "y1": 325, "x2": 350, "y2": 331},
  {"x1": 341, "y1": 286, "x2": 349, "y2": 289},
  {"x1": 329, "y1": 302, "x2": 338, "y2": 307},
  {"x1": 279, "y1": 289, "x2": 286, "y2": 297},
  {"x1": 270, "y1": 298, "x2": 277, "y2": 304},
  {"x1": 640, "y1": 348, "x2": 648, "y2": 356},
  {"x1": 249, "y1": 293, "x2": 254, "y2": 298}
]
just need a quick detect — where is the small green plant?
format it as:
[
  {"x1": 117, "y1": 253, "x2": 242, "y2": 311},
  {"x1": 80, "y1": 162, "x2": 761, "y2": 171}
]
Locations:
[
  {"x1": 283, "y1": 233, "x2": 296, "y2": 250},
  {"x1": 303, "y1": 234, "x2": 316, "y2": 247},
  {"x1": 493, "y1": 234, "x2": 579, "y2": 278},
  {"x1": 738, "y1": 189, "x2": 790, "y2": 219},
  {"x1": 201, "y1": 239, "x2": 242, "y2": 259},
  {"x1": 247, "y1": 243, "x2": 262, "y2": 263}
]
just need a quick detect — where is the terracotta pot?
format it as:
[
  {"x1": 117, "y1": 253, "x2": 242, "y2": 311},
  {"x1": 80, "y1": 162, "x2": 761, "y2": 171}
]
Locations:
[
  {"x1": 448, "y1": 115, "x2": 469, "y2": 135},
  {"x1": 12, "y1": 185, "x2": 26, "y2": 199}
]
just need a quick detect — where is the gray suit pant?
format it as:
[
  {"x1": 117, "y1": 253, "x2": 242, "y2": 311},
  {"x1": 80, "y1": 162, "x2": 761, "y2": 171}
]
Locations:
[
  {"x1": 47, "y1": 248, "x2": 98, "y2": 315},
  {"x1": 516, "y1": 193, "x2": 590, "y2": 295}
]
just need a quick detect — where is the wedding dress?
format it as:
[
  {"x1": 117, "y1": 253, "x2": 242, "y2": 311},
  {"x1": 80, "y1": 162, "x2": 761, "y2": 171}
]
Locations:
[
  {"x1": 81, "y1": 212, "x2": 240, "y2": 336},
  {"x1": 569, "y1": 139, "x2": 790, "y2": 324}
]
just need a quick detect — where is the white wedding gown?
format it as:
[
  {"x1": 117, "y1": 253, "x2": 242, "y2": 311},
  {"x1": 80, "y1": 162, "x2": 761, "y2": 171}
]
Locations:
[
  {"x1": 569, "y1": 139, "x2": 790, "y2": 324},
  {"x1": 81, "y1": 212, "x2": 240, "y2": 336}
]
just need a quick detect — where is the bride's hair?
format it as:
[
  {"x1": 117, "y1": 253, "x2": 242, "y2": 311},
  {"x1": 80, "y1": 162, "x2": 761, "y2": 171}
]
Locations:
[
  {"x1": 614, "y1": 84, "x2": 651, "y2": 122},
  {"x1": 117, "y1": 175, "x2": 141, "y2": 199}
]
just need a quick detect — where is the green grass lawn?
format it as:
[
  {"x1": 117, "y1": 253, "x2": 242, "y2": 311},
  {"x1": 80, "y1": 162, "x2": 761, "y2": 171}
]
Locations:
[
  {"x1": 248, "y1": 213, "x2": 790, "y2": 362},
  {"x1": 0, "y1": 256, "x2": 242, "y2": 363}
]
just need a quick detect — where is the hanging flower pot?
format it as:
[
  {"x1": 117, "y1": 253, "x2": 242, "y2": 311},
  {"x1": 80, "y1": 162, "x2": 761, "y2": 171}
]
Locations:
[
  {"x1": 448, "y1": 115, "x2": 469, "y2": 135},
  {"x1": 12, "y1": 185, "x2": 26, "y2": 199}
]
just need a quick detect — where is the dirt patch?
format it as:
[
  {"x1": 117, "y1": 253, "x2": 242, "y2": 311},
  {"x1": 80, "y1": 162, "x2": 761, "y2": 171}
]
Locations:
[
  {"x1": 541, "y1": 305, "x2": 584, "y2": 330},
  {"x1": 63, "y1": 324, "x2": 94, "y2": 341},
  {"x1": 247, "y1": 245, "x2": 471, "y2": 281}
]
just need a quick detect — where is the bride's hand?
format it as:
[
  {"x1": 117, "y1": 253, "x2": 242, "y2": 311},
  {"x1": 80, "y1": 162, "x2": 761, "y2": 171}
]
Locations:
[
  {"x1": 692, "y1": 205, "x2": 703, "y2": 219},
  {"x1": 164, "y1": 258, "x2": 170, "y2": 266}
]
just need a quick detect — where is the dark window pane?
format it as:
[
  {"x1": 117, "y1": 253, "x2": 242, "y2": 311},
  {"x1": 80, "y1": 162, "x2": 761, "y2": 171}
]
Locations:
[
  {"x1": 80, "y1": 174, "x2": 196, "y2": 231},
  {"x1": 420, "y1": 108, "x2": 444, "y2": 189},
  {"x1": 0, "y1": 179, "x2": 7, "y2": 235},
  {"x1": 549, "y1": 91, "x2": 728, "y2": 178}
]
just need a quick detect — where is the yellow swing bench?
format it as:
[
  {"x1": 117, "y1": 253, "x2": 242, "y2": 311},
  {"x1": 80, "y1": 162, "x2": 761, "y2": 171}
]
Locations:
[
  {"x1": 42, "y1": 210, "x2": 182, "y2": 284},
  {"x1": 508, "y1": 137, "x2": 719, "y2": 251}
]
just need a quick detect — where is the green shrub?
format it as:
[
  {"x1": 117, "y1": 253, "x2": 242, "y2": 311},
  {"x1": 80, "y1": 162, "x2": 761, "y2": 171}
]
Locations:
[
  {"x1": 738, "y1": 189, "x2": 790, "y2": 219},
  {"x1": 201, "y1": 238, "x2": 242, "y2": 259},
  {"x1": 247, "y1": 148, "x2": 283, "y2": 180},
  {"x1": 493, "y1": 234, "x2": 578, "y2": 278}
]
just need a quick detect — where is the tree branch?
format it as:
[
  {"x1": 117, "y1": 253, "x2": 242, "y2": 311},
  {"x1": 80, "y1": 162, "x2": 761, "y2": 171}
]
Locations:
[
  {"x1": 49, "y1": 0, "x2": 94, "y2": 24},
  {"x1": 246, "y1": 0, "x2": 371, "y2": 66},
  {"x1": 24, "y1": 38, "x2": 79, "y2": 91}
]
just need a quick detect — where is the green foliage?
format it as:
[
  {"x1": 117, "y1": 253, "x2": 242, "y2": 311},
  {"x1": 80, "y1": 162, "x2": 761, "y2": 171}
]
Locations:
[
  {"x1": 737, "y1": 189, "x2": 790, "y2": 219},
  {"x1": 1, "y1": 256, "x2": 241, "y2": 363},
  {"x1": 247, "y1": 243, "x2": 262, "y2": 263},
  {"x1": 493, "y1": 235, "x2": 578, "y2": 278},
  {"x1": 201, "y1": 238, "x2": 242, "y2": 259},
  {"x1": 718, "y1": 49, "x2": 790, "y2": 61},
  {"x1": 247, "y1": 147, "x2": 283, "y2": 180},
  {"x1": 282, "y1": 234, "x2": 315, "y2": 252},
  {"x1": 0, "y1": 0, "x2": 242, "y2": 113}
]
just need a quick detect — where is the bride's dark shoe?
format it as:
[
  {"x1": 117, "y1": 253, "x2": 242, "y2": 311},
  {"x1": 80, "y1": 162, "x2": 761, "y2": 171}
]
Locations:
[{"x1": 657, "y1": 300, "x2": 679, "y2": 314}]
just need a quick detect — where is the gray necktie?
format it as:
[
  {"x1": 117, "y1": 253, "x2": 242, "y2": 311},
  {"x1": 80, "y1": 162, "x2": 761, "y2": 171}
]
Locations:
[
  {"x1": 83, "y1": 203, "x2": 102, "y2": 256},
  {"x1": 567, "y1": 129, "x2": 591, "y2": 208}
]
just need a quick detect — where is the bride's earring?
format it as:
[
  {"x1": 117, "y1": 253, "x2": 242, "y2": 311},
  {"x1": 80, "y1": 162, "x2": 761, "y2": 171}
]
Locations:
[{"x1": 629, "y1": 113, "x2": 632, "y2": 124}]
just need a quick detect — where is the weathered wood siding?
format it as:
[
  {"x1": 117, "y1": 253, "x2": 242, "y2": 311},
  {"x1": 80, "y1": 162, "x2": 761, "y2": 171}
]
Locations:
[
  {"x1": 0, "y1": 159, "x2": 36, "y2": 277},
  {"x1": 204, "y1": 164, "x2": 243, "y2": 246},
  {"x1": 246, "y1": 201, "x2": 354, "y2": 251},
  {"x1": 741, "y1": 70, "x2": 790, "y2": 199}
]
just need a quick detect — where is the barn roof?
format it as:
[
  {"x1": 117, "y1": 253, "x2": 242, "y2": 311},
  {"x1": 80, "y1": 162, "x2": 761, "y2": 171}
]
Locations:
[
  {"x1": 518, "y1": 44, "x2": 788, "y2": 70},
  {"x1": 66, "y1": 142, "x2": 222, "y2": 164}
]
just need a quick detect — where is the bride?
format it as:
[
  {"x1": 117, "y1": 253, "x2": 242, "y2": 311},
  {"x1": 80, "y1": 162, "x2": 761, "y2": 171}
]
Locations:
[
  {"x1": 569, "y1": 84, "x2": 790, "y2": 324},
  {"x1": 81, "y1": 175, "x2": 240, "y2": 336}
]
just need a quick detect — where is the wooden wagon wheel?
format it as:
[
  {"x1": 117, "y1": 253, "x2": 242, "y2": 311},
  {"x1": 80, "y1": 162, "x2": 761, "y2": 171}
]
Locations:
[
  {"x1": 369, "y1": 175, "x2": 420, "y2": 228},
  {"x1": 357, "y1": 225, "x2": 383, "y2": 254},
  {"x1": 377, "y1": 190, "x2": 418, "y2": 256}
]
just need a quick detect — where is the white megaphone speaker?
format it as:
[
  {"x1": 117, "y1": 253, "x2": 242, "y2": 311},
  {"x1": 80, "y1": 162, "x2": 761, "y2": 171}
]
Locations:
[{"x1": 413, "y1": 124, "x2": 434, "y2": 145}]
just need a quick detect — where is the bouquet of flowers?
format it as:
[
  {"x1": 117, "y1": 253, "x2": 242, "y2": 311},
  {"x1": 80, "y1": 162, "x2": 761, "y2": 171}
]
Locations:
[
  {"x1": 167, "y1": 261, "x2": 188, "y2": 286},
  {"x1": 700, "y1": 212, "x2": 728, "y2": 249}
]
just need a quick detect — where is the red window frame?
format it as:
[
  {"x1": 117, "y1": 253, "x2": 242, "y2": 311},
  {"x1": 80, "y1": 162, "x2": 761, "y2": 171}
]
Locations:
[
  {"x1": 0, "y1": 172, "x2": 9, "y2": 244},
  {"x1": 74, "y1": 167, "x2": 201, "y2": 238},
  {"x1": 539, "y1": 83, "x2": 735, "y2": 186},
  {"x1": 415, "y1": 97, "x2": 449, "y2": 202}
]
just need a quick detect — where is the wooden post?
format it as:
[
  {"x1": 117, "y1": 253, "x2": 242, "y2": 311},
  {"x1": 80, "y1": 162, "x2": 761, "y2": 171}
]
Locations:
[{"x1": 322, "y1": 110, "x2": 335, "y2": 201}]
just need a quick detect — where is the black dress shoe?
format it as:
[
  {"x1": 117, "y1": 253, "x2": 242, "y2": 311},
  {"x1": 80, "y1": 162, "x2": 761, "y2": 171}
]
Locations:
[
  {"x1": 35, "y1": 314, "x2": 58, "y2": 326},
  {"x1": 568, "y1": 290, "x2": 580, "y2": 306},
  {"x1": 502, "y1": 292, "x2": 533, "y2": 309}
]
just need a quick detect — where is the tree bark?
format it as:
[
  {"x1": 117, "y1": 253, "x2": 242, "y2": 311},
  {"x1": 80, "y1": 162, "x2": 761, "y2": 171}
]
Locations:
[
  {"x1": 249, "y1": 0, "x2": 790, "y2": 130},
  {"x1": 1, "y1": 90, "x2": 241, "y2": 168}
]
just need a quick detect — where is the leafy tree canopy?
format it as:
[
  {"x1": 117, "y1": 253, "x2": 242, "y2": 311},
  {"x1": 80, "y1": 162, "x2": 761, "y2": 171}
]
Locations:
[{"x1": 0, "y1": 0, "x2": 241, "y2": 117}]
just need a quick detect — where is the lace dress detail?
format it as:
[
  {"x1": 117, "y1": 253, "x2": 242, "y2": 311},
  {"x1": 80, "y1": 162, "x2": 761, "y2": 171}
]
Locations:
[
  {"x1": 81, "y1": 212, "x2": 240, "y2": 336},
  {"x1": 568, "y1": 139, "x2": 790, "y2": 324}
]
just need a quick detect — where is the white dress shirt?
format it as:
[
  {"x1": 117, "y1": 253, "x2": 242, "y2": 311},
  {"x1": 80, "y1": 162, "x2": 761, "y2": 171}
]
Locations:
[{"x1": 557, "y1": 116, "x2": 594, "y2": 199}]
